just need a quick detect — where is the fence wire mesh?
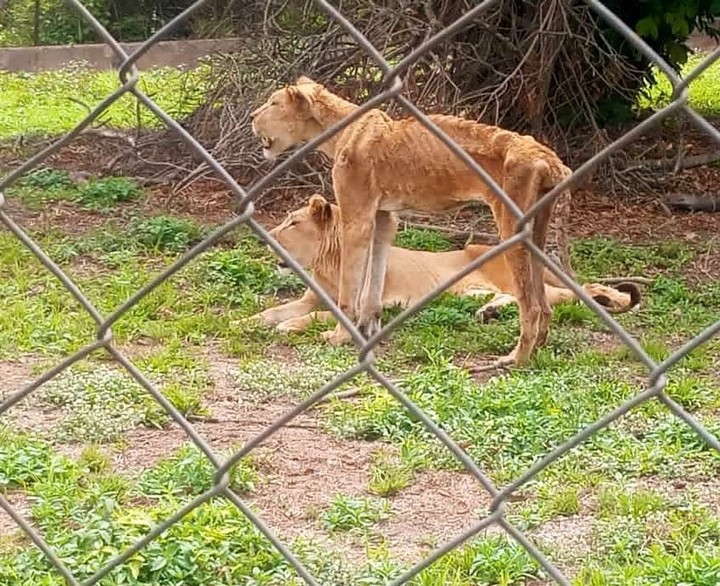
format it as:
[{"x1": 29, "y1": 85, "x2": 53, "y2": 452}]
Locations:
[{"x1": 1, "y1": 1, "x2": 720, "y2": 585}]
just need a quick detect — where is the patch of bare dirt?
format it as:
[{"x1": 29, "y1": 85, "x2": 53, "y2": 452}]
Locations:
[
  {"x1": 633, "y1": 476, "x2": 720, "y2": 512},
  {"x1": 96, "y1": 347, "x2": 497, "y2": 565},
  {"x1": 0, "y1": 491, "x2": 33, "y2": 543},
  {"x1": 0, "y1": 359, "x2": 36, "y2": 400},
  {"x1": 567, "y1": 188, "x2": 720, "y2": 245},
  {"x1": 684, "y1": 236, "x2": 720, "y2": 282},
  {"x1": 530, "y1": 515, "x2": 596, "y2": 581},
  {"x1": 2, "y1": 197, "x2": 109, "y2": 237},
  {"x1": 0, "y1": 358, "x2": 76, "y2": 443},
  {"x1": 380, "y1": 470, "x2": 492, "y2": 562}
]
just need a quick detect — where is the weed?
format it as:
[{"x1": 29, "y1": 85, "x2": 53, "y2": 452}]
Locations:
[
  {"x1": 394, "y1": 227, "x2": 453, "y2": 252},
  {"x1": 39, "y1": 364, "x2": 168, "y2": 442},
  {"x1": 540, "y1": 485, "x2": 582, "y2": 518},
  {"x1": 320, "y1": 494, "x2": 390, "y2": 532},
  {"x1": 17, "y1": 167, "x2": 73, "y2": 191},
  {"x1": 0, "y1": 427, "x2": 62, "y2": 490},
  {"x1": 204, "y1": 247, "x2": 277, "y2": 291},
  {"x1": 135, "y1": 443, "x2": 257, "y2": 498},
  {"x1": 75, "y1": 176, "x2": 143, "y2": 210},
  {"x1": 368, "y1": 450, "x2": 414, "y2": 496},
  {"x1": 6, "y1": 167, "x2": 78, "y2": 208},
  {"x1": 77, "y1": 444, "x2": 112, "y2": 474},
  {"x1": 412, "y1": 534, "x2": 543, "y2": 585},
  {"x1": 130, "y1": 215, "x2": 205, "y2": 252},
  {"x1": 597, "y1": 485, "x2": 667, "y2": 519},
  {"x1": 234, "y1": 344, "x2": 357, "y2": 399},
  {"x1": 161, "y1": 382, "x2": 209, "y2": 420}
]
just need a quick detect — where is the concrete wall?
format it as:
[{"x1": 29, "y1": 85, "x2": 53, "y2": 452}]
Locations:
[
  {"x1": 0, "y1": 38, "x2": 241, "y2": 73},
  {"x1": 1, "y1": 27, "x2": 717, "y2": 74}
]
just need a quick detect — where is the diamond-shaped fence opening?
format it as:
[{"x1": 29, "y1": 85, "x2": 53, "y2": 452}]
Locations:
[{"x1": 0, "y1": 1, "x2": 719, "y2": 585}]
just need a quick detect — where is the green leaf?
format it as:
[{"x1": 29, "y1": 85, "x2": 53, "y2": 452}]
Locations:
[
  {"x1": 667, "y1": 41, "x2": 689, "y2": 66},
  {"x1": 665, "y1": 11, "x2": 690, "y2": 37},
  {"x1": 149, "y1": 556, "x2": 168, "y2": 572},
  {"x1": 636, "y1": 15, "x2": 660, "y2": 39}
]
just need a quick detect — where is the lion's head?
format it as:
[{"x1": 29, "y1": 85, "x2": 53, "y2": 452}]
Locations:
[
  {"x1": 250, "y1": 76, "x2": 324, "y2": 160},
  {"x1": 269, "y1": 193, "x2": 339, "y2": 272}
]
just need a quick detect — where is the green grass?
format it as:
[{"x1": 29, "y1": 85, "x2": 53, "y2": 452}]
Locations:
[
  {"x1": 1, "y1": 205, "x2": 719, "y2": 583},
  {"x1": 368, "y1": 449, "x2": 415, "y2": 497},
  {"x1": 395, "y1": 227, "x2": 454, "y2": 252},
  {"x1": 0, "y1": 62, "x2": 211, "y2": 139},
  {"x1": 7, "y1": 168, "x2": 144, "y2": 211},
  {"x1": 0, "y1": 225, "x2": 293, "y2": 358},
  {"x1": 637, "y1": 52, "x2": 720, "y2": 115},
  {"x1": 2, "y1": 225, "x2": 719, "y2": 585},
  {"x1": 6, "y1": 168, "x2": 142, "y2": 211},
  {"x1": 1, "y1": 59, "x2": 719, "y2": 586}
]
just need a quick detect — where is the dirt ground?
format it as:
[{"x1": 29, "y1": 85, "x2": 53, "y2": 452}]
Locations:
[{"x1": 0, "y1": 348, "x2": 494, "y2": 567}]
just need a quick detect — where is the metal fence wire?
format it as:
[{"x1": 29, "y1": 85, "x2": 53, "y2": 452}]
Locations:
[{"x1": 1, "y1": 1, "x2": 720, "y2": 584}]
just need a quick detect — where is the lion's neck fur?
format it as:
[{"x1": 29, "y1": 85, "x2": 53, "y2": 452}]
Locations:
[
  {"x1": 311, "y1": 216, "x2": 342, "y2": 279},
  {"x1": 308, "y1": 89, "x2": 360, "y2": 157}
]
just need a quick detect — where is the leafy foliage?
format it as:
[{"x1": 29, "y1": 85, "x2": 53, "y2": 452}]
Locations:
[
  {"x1": 0, "y1": 0, "x2": 202, "y2": 46},
  {"x1": 75, "y1": 176, "x2": 143, "y2": 210},
  {"x1": 320, "y1": 494, "x2": 390, "y2": 532},
  {"x1": 130, "y1": 216, "x2": 205, "y2": 252}
]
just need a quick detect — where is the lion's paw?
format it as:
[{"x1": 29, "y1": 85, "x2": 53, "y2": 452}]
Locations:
[
  {"x1": 321, "y1": 326, "x2": 352, "y2": 346},
  {"x1": 276, "y1": 318, "x2": 306, "y2": 333},
  {"x1": 358, "y1": 318, "x2": 382, "y2": 339}
]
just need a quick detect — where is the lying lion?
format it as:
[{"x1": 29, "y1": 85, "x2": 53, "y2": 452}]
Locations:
[
  {"x1": 251, "y1": 194, "x2": 640, "y2": 338},
  {"x1": 251, "y1": 76, "x2": 575, "y2": 366}
]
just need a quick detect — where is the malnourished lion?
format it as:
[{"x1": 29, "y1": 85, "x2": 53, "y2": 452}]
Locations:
[
  {"x1": 250, "y1": 76, "x2": 575, "y2": 366},
  {"x1": 251, "y1": 194, "x2": 640, "y2": 337}
]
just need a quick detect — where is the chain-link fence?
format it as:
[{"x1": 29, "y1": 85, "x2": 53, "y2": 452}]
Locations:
[{"x1": 2, "y1": 1, "x2": 720, "y2": 585}]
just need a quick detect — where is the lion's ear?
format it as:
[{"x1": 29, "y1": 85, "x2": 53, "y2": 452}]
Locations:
[
  {"x1": 308, "y1": 194, "x2": 332, "y2": 224},
  {"x1": 285, "y1": 82, "x2": 315, "y2": 118},
  {"x1": 295, "y1": 75, "x2": 316, "y2": 85}
]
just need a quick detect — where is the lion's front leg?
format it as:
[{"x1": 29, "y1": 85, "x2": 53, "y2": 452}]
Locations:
[
  {"x1": 277, "y1": 310, "x2": 334, "y2": 333},
  {"x1": 248, "y1": 289, "x2": 319, "y2": 327},
  {"x1": 357, "y1": 210, "x2": 397, "y2": 339}
]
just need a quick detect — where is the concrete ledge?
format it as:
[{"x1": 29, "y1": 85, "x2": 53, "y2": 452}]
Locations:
[{"x1": 0, "y1": 37, "x2": 241, "y2": 73}]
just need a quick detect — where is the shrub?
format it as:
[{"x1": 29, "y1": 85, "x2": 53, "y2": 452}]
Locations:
[
  {"x1": 130, "y1": 216, "x2": 204, "y2": 252},
  {"x1": 75, "y1": 177, "x2": 143, "y2": 210}
]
